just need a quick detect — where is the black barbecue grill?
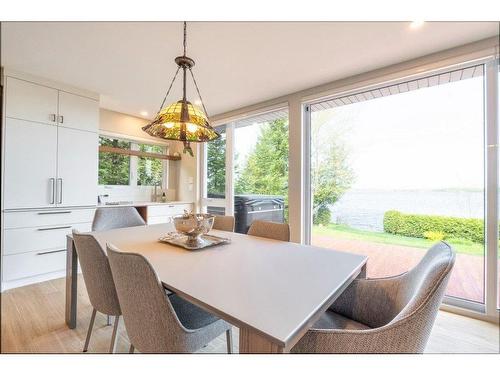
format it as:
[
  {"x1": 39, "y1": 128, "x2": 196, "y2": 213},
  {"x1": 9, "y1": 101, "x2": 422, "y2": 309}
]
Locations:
[{"x1": 207, "y1": 194, "x2": 285, "y2": 234}]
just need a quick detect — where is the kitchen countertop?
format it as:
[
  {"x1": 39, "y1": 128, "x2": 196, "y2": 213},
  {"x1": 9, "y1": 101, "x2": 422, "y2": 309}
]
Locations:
[{"x1": 97, "y1": 201, "x2": 194, "y2": 208}]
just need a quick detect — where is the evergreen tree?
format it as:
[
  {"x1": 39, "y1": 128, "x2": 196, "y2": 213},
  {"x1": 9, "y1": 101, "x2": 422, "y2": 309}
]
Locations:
[{"x1": 206, "y1": 134, "x2": 226, "y2": 197}]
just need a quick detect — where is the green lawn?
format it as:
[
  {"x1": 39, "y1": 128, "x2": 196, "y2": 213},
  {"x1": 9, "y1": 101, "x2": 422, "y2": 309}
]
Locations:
[{"x1": 312, "y1": 224, "x2": 484, "y2": 256}]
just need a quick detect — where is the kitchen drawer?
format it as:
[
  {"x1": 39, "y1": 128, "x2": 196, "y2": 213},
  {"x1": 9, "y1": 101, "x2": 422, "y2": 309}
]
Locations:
[
  {"x1": 147, "y1": 215, "x2": 172, "y2": 225},
  {"x1": 147, "y1": 204, "x2": 193, "y2": 217},
  {"x1": 3, "y1": 208, "x2": 95, "y2": 229},
  {"x1": 2, "y1": 249, "x2": 66, "y2": 281},
  {"x1": 3, "y1": 222, "x2": 91, "y2": 256}
]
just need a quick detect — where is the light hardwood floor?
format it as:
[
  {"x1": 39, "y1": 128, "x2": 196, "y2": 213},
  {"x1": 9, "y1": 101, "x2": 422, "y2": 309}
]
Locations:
[{"x1": 1, "y1": 276, "x2": 499, "y2": 353}]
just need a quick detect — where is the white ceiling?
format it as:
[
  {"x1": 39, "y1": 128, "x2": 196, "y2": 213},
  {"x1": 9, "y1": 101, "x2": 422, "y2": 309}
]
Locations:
[{"x1": 1, "y1": 22, "x2": 498, "y2": 119}]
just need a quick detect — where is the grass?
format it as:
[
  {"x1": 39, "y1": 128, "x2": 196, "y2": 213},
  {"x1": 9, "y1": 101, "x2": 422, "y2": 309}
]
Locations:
[{"x1": 312, "y1": 224, "x2": 485, "y2": 256}]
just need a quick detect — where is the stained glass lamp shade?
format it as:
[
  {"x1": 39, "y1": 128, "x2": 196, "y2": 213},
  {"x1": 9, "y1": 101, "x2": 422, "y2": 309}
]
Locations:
[{"x1": 142, "y1": 22, "x2": 220, "y2": 156}]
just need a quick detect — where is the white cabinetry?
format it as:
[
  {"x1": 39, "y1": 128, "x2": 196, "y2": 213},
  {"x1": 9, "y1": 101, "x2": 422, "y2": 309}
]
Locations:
[
  {"x1": 3, "y1": 118, "x2": 58, "y2": 209},
  {"x1": 58, "y1": 91, "x2": 100, "y2": 132},
  {"x1": 57, "y1": 127, "x2": 98, "y2": 207},
  {"x1": 146, "y1": 203, "x2": 193, "y2": 224},
  {"x1": 3, "y1": 75, "x2": 99, "y2": 209},
  {"x1": 5, "y1": 77, "x2": 59, "y2": 125},
  {"x1": 1, "y1": 71, "x2": 100, "y2": 290}
]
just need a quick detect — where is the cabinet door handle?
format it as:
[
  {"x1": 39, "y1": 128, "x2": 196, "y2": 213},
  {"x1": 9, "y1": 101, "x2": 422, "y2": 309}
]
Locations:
[
  {"x1": 37, "y1": 249, "x2": 66, "y2": 255},
  {"x1": 57, "y1": 178, "x2": 63, "y2": 204},
  {"x1": 50, "y1": 114, "x2": 57, "y2": 122},
  {"x1": 58, "y1": 115, "x2": 64, "y2": 124},
  {"x1": 38, "y1": 211, "x2": 72, "y2": 215},
  {"x1": 49, "y1": 178, "x2": 56, "y2": 204},
  {"x1": 37, "y1": 226, "x2": 72, "y2": 231}
]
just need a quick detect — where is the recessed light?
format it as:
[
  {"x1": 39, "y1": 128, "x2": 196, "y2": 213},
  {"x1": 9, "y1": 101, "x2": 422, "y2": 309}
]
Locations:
[
  {"x1": 140, "y1": 111, "x2": 149, "y2": 117},
  {"x1": 410, "y1": 21, "x2": 425, "y2": 29}
]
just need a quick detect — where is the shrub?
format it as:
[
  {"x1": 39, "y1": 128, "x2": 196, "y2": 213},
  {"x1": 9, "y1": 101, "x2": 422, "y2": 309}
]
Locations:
[
  {"x1": 423, "y1": 231, "x2": 446, "y2": 241},
  {"x1": 314, "y1": 206, "x2": 331, "y2": 225},
  {"x1": 383, "y1": 210, "x2": 485, "y2": 243}
]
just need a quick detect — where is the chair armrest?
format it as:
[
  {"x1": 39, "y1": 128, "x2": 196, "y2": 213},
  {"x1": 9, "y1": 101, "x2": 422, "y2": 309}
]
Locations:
[{"x1": 329, "y1": 273, "x2": 407, "y2": 328}]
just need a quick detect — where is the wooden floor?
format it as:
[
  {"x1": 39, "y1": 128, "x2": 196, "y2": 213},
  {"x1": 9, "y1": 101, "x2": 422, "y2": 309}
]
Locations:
[{"x1": 1, "y1": 276, "x2": 499, "y2": 354}]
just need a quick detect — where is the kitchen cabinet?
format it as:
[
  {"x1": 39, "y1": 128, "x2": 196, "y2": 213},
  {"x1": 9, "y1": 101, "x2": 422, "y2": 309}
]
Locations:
[
  {"x1": 58, "y1": 91, "x2": 99, "y2": 132},
  {"x1": 1, "y1": 71, "x2": 99, "y2": 290},
  {"x1": 57, "y1": 127, "x2": 98, "y2": 207},
  {"x1": 2, "y1": 75, "x2": 99, "y2": 210},
  {"x1": 5, "y1": 77, "x2": 59, "y2": 125},
  {"x1": 3, "y1": 118, "x2": 58, "y2": 209}
]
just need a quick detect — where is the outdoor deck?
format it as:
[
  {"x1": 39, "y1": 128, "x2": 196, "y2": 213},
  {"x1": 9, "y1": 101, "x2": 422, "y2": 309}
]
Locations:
[{"x1": 312, "y1": 235, "x2": 491, "y2": 303}]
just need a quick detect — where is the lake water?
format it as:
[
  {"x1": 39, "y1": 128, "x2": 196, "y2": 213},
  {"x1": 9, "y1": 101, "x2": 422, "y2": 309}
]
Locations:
[{"x1": 329, "y1": 190, "x2": 484, "y2": 232}]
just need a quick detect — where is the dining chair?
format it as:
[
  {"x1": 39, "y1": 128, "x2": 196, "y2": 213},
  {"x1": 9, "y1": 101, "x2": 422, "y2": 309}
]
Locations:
[
  {"x1": 92, "y1": 206, "x2": 146, "y2": 231},
  {"x1": 107, "y1": 244, "x2": 233, "y2": 354},
  {"x1": 72, "y1": 230, "x2": 122, "y2": 353},
  {"x1": 291, "y1": 241, "x2": 456, "y2": 354},
  {"x1": 212, "y1": 215, "x2": 235, "y2": 232},
  {"x1": 91, "y1": 206, "x2": 146, "y2": 325},
  {"x1": 247, "y1": 220, "x2": 290, "y2": 241}
]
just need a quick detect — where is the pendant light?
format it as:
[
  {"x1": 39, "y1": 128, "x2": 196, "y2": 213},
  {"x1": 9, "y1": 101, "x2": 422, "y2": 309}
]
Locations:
[{"x1": 142, "y1": 22, "x2": 220, "y2": 156}]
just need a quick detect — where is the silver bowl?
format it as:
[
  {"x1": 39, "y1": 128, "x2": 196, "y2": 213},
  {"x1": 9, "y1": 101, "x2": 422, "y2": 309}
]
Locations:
[{"x1": 172, "y1": 213, "x2": 215, "y2": 247}]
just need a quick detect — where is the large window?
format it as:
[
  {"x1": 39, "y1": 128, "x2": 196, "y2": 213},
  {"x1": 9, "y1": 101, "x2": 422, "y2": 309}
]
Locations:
[
  {"x1": 202, "y1": 109, "x2": 289, "y2": 231},
  {"x1": 307, "y1": 64, "x2": 486, "y2": 304},
  {"x1": 234, "y1": 112, "x2": 289, "y2": 221},
  {"x1": 99, "y1": 136, "x2": 167, "y2": 187}
]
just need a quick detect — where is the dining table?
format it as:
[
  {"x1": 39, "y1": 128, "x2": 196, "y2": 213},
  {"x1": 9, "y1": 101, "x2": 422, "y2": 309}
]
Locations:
[{"x1": 65, "y1": 223, "x2": 367, "y2": 353}]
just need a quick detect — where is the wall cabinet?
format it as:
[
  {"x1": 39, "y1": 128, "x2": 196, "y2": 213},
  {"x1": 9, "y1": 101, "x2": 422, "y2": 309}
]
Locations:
[
  {"x1": 3, "y1": 76, "x2": 99, "y2": 209},
  {"x1": 3, "y1": 118, "x2": 58, "y2": 209},
  {"x1": 57, "y1": 127, "x2": 98, "y2": 207},
  {"x1": 2, "y1": 72, "x2": 100, "y2": 290},
  {"x1": 5, "y1": 77, "x2": 59, "y2": 125}
]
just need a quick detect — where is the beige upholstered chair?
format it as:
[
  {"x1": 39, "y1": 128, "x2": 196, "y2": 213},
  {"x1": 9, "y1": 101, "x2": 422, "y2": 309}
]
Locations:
[
  {"x1": 72, "y1": 230, "x2": 122, "y2": 353},
  {"x1": 291, "y1": 242, "x2": 456, "y2": 354},
  {"x1": 107, "y1": 244, "x2": 233, "y2": 354},
  {"x1": 92, "y1": 207, "x2": 146, "y2": 231},
  {"x1": 212, "y1": 215, "x2": 235, "y2": 232},
  {"x1": 247, "y1": 220, "x2": 290, "y2": 242}
]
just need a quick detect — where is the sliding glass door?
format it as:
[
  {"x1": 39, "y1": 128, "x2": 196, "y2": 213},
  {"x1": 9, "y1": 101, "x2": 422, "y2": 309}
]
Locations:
[{"x1": 306, "y1": 64, "x2": 487, "y2": 304}]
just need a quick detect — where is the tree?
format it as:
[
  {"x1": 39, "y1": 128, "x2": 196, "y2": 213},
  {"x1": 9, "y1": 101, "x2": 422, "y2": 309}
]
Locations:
[
  {"x1": 206, "y1": 134, "x2": 226, "y2": 197},
  {"x1": 235, "y1": 118, "x2": 289, "y2": 198},
  {"x1": 311, "y1": 111, "x2": 355, "y2": 225},
  {"x1": 98, "y1": 137, "x2": 131, "y2": 185}
]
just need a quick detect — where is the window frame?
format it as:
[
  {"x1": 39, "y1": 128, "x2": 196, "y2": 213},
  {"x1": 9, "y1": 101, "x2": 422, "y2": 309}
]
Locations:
[
  {"x1": 98, "y1": 134, "x2": 169, "y2": 189},
  {"x1": 302, "y1": 57, "x2": 499, "y2": 319}
]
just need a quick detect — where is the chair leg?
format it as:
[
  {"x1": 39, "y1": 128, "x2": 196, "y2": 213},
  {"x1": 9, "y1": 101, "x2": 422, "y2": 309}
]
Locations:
[
  {"x1": 83, "y1": 308, "x2": 97, "y2": 352},
  {"x1": 129, "y1": 344, "x2": 135, "y2": 354},
  {"x1": 226, "y1": 328, "x2": 233, "y2": 354},
  {"x1": 109, "y1": 315, "x2": 120, "y2": 354}
]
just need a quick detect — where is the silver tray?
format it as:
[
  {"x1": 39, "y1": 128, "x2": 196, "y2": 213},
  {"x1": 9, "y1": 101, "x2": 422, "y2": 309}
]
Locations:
[{"x1": 158, "y1": 232, "x2": 231, "y2": 250}]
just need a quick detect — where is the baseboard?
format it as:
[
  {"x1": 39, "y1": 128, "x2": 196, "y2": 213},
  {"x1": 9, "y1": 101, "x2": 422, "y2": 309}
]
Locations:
[{"x1": 1, "y1": 270, "x2": 67, "y2": 292}]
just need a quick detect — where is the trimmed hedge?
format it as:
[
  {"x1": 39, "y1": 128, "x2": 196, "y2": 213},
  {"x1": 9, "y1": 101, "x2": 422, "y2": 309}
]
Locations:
[{"x1": 383, "y1": 210, "x2": 485, "y2": 243}]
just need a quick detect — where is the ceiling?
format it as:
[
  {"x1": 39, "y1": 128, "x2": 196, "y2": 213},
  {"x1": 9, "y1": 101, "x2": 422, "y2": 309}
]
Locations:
[{"x1": 1, "y1": 22, "x2": 498, "y2": 119}]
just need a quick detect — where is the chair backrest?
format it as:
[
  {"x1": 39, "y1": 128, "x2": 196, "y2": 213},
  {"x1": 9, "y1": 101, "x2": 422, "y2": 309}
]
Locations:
[
  {"x1": 92, "y1": 207, "x2": 146, "y2": 231},
  {"x1": 247, "y1": 220, "x2": 290, "y2": 242},
  {"x1": 72, "y1": 230, "x2": 121, "y2": 316},
  {"x1": 212, "y1": 215, "x2": 235, "y2": 232},
  {"x1": 392, "y1": 241, "x2": 455, "y2": 324},
  {"x1": 106, "y1": 244, "x2": 189, "y2": 353}
]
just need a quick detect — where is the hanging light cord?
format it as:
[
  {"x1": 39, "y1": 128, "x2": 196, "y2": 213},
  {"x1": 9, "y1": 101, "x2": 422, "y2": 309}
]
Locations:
[
  {"x1": 183, "y1": 21, "x2": 187, "y2": 56},
  {"x1": 155, "y1": 66, "x2": 181, "y2": 115},
  {"x1": 189, "y1": 68, "x2": 210, "y2": 118}
]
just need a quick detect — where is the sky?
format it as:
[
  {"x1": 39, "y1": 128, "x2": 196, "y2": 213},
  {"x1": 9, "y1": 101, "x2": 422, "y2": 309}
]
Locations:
[
  {"x1": 226, "y1": 73, "x2": 486, "y2": 191},
  {"x1": 311, "y1": 76, "x2": 485, "y2": 190}
]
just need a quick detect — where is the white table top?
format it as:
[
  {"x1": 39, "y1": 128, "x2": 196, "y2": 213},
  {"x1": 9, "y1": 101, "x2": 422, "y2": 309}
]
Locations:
[{"x1": 91, "y1": 224, "x2": 367, "y2": 349}]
